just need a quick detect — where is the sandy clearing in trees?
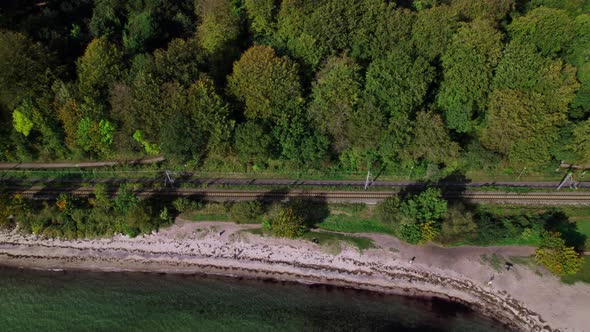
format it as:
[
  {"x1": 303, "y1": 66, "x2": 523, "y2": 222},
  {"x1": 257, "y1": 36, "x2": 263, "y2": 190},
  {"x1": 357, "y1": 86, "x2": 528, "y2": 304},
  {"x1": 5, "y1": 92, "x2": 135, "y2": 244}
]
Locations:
[{"x1": 0, "y1": 219, "x2": 588, "y2": 331}]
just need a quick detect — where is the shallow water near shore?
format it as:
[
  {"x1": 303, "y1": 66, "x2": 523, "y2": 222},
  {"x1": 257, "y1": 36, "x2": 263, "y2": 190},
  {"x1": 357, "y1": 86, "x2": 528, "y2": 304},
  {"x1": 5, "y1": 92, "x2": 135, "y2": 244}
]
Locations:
[{"x1": 0, "y1": 266, "x2": 508, "y2": 331}]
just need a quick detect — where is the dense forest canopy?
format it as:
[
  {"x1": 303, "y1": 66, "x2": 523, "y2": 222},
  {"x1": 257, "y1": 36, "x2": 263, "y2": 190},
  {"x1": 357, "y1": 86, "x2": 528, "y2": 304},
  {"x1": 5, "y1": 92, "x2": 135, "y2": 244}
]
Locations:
[{"x1": 1, "y1": 0, "x2": 589, "y2": 176}]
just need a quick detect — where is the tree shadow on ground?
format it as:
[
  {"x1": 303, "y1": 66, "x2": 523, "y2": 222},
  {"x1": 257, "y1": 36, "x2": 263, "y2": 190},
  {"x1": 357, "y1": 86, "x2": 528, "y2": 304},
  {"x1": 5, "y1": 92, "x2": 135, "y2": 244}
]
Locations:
[
  {"x1": 541, "y1": 209, "x2": 587, "y2": 252},
  {"x1": 285, "y1": 194, "x2": 331, "y2": 229},
  {"x1": 396, "y1": 170, "x2": 472, "y2": 207}
]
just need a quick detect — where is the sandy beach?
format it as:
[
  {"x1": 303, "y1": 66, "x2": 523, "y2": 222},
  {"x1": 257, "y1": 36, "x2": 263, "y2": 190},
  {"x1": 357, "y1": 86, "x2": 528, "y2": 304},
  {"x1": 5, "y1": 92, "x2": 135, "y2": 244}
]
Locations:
[{"x1": 0, "y1": 219, "x2": 588, "y2": 332}]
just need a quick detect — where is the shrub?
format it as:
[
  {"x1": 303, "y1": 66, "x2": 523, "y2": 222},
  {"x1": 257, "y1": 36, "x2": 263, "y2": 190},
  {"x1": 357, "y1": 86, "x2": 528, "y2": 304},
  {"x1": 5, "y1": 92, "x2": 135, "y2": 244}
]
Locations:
[
  {"x1": 268, "y1": 207, "x2": 306, "y2": 238},
  {"x1": 398, "y1": 223, "x2": 422, "y2": 244},
  {"x1": 440, "y1": 205, "x2": 478, "y2": 244},
  {"x1": 376, "y1": 196, "x2": 402, "y2": 226},
  {"x1": 230, "y1": 201, "x2": 264, "y2": 224},
  {"x1": 172, "y1": 197, "x2": 201, "y2": 213},
  {"x1": 420, "y1": 220, "x2": 439, "y2": 243}
]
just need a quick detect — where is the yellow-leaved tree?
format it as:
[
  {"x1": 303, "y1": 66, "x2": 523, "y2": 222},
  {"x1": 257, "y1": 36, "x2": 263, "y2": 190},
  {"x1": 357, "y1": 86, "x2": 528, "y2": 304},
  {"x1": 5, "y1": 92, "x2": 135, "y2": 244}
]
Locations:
[{"x1": 535, "y1": 231, "x2": 583, "y2": 276}]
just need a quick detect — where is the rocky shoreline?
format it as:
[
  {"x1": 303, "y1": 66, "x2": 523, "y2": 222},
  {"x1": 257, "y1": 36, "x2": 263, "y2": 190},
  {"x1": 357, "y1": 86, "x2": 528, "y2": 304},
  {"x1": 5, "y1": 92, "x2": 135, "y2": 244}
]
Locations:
[{"x1": 0, "y1": 220, "x2": 587, "y2": 331}]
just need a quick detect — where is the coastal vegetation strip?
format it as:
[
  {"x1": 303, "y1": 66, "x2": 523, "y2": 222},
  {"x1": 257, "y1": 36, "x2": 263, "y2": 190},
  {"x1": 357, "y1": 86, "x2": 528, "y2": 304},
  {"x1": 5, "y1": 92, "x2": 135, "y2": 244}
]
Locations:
[{"x1": 2, "y1": 184, "x2": 587, "y2": 278}]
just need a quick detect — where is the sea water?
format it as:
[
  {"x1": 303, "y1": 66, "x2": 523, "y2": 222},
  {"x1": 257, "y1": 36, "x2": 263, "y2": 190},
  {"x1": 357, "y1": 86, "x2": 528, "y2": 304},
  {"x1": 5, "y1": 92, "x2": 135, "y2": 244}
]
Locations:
[{"x1": 0, "y1": 267, "x2": 507, "y2": 331}]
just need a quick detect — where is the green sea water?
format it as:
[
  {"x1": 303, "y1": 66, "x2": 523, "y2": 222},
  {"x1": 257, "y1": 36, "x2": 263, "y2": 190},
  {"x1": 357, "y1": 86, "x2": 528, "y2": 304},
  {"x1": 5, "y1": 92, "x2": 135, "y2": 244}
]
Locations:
[{"x1": 0, "y1": 267, "x2": 508, "y2": 332}]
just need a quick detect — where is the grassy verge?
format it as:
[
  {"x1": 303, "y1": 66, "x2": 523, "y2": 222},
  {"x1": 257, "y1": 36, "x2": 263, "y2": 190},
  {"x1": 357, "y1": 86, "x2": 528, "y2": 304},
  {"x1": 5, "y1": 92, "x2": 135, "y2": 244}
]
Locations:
[
  {"x1": 562, "y1": 206, "x2": 590, "y2": 251},
  {"x1": 181, "y1": 203, "x2": 233, "y2": 222},
  {"x1": 314, "y1": 214, "x2": 394, "y2": 234},
  {"x1": 301, "y1": 232, "x2": 375, "y2": 251},
  {"x1": 312, "y1": 203, "x2": 395, "y2": 235},
  {"x1": 561, "y1": 257, "x2": 590, "y2": 284}
]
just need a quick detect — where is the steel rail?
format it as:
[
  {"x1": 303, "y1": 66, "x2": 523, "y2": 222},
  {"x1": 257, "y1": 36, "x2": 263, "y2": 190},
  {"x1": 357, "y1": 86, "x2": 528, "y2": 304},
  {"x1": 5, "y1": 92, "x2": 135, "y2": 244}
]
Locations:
[
  {"x1": 4, "y1": 187, "x2": 590, "y2": 204},
  {"x1": 0, "y1": 176, "x2": 581, "y2": 188}
]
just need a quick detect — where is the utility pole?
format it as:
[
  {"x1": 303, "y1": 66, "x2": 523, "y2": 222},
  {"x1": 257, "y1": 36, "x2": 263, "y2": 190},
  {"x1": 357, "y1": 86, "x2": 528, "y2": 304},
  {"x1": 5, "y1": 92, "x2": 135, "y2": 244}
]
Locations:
[
  {"x1": 164, "y1": 170, "x2": 174, "y2": 187},
  {"x1": 408, "y1": 165, "x2": 415, "y2": 180},
  {"x1": 364, "y1": 170, "x2": 374, "y2": 190},
  {"x1": 516, "y1": 167, "x2": 527, "y2": 181},
  {"x1": 557, "y1": 172, "x2": 578, "y2": 191},
  {"x1": 580, "y1": 171, "x2": 587, "y2": 189}
]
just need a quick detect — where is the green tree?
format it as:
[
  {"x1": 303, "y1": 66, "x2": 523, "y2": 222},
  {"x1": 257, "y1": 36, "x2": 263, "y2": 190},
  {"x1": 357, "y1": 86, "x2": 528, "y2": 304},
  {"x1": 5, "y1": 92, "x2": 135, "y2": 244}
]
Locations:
[
  {"x1": 12, "y1": 101, "x2": 35, "y2": 137},
  {"x1": 75, "y1": 117, "x2": 115, "y2": 157},
  {"x1": 571, "y1": 119, "x2": 590, "y2": 163},
  {"x1": 493, "y1": 41, "x2": 550, "y2": 91},
  {"x1": 0, "y1": 31, "x2": 53, "y2": 110},
  {"x1": 245, "y1": 0, "x2": 277, "y2": 35},
  {"x1": 411, "y1": 4, "x2": 458, "y2": 61},
  {"x1": 400, "y1": 188, "x2": 448, "y2": 223},
  {"x1": 480, "y1": 89, "x2": 568, "y2": 165},
  {"x1": 348, "y1": 95, "x2": 389, "y2": 151},
  {"x1": 496, "y1": 41, "x2": 579, "y2": 112},
  {"x1": 407, "y1": 111, "x2": 460, "y2": 166},
  {"x1": 123, "y1": 11, "x2": 156, "y2": 54},
  {"x1": 228, "y1": 45, "x2": 303, "y2": 123},
  {"x1": 568, "y1": 14, "x2": 590, "y2": 118},
  {"x1": 89, "y1": 0, "x2": 124, "y2": 39},
  {"x1": 308, "y1": 56, "x2": 362, "y2": 152},
  {"x1": 528, "y1": 0, "x2": 588, "y2": 14},
  {"x1": 451, "y1": 0, "x2": 515, "y2": 21},
  {"x1": 127, "y1": 71, "x2": 164, "y2": 143},
  {"x1": 274, "y1": 0, "x2": 326, "y2": 70},
  {"x1": 377, "y1": 188, "x2": 447, "y2": 244},
  {"x1": 350, "y1": 4, "x2": 415, "y2": 61},
  {"x1": 133, "y1": 130, "x2": 160, "y2": 155},
  {"x1": 485, "y1": 39, "x2": 579, "y2": 165},
  {"x1": 301, "y1": 0, "x2": 364, "y2": 54},
  {"x1": 268, "y1": 206, "x2": 306, "y2": 238},
  {"x1": 114, "y1": 185, "x2": 138, "y2": 215},
  {"x1": 160, "y1": 110, "x2": 204, "y2": 162},
  {"x1": 153, "y1": 38, "x2": 203, "y2": 87},
  {"x1": 274, "y1": 114, "x2": 329, "y2": 166},
  {"x1": 159, "y1": 77, "x2": 233, "y2": 162},
  {"x1": 508, "y1": 7, "x2": 575, "y2": 57},
  {"x1": 196, "y1": 0, "x2": 241, "y2": 55},
  {"x1": 438, "y1": 20, "x2": 503, "y2": 133},
  {"x1": 185, "y1": 77, "x2": 234, "y2": 155},
  {"x1": 90, "y1": 183, "x2": 112, "y2": 209},
  {"x1": 235, "y1": 121, "x2": 276, "y2": 164},
  {"x1": 378, "y1": 113, "x2": 412, "y2": 167},
  {"x1": 77, "y1": 37, "x2": 123, "y2": 100},
  {"x1": 274, "y1": 0, "x2": 369, "y2": 69},
  {"x1": 124, "y1": 204, "x2": 154, "y2": 236},
  {"x1": 365, "y1": 50, "x2": 435, "y2": 117},
  {"x1": 535, "y1": 231, "x2": 583, "y2": 276}
]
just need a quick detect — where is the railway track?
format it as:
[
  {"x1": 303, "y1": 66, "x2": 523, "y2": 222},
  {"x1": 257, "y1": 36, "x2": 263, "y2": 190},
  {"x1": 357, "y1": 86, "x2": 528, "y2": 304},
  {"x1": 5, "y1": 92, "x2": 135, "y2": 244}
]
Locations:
[
  {"x1": 0, "y1": 175, "x2": 582, "y2": 189},
  {"x1": 4, "y1": 186, "x2": 590, "y2": 205}
]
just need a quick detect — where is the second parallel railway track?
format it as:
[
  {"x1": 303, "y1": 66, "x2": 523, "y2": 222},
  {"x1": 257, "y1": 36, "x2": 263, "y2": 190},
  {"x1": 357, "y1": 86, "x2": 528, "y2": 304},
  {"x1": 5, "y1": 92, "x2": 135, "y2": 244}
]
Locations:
[{"x1": 4, "y1": 186, "x2": 590, "y2": 205}]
